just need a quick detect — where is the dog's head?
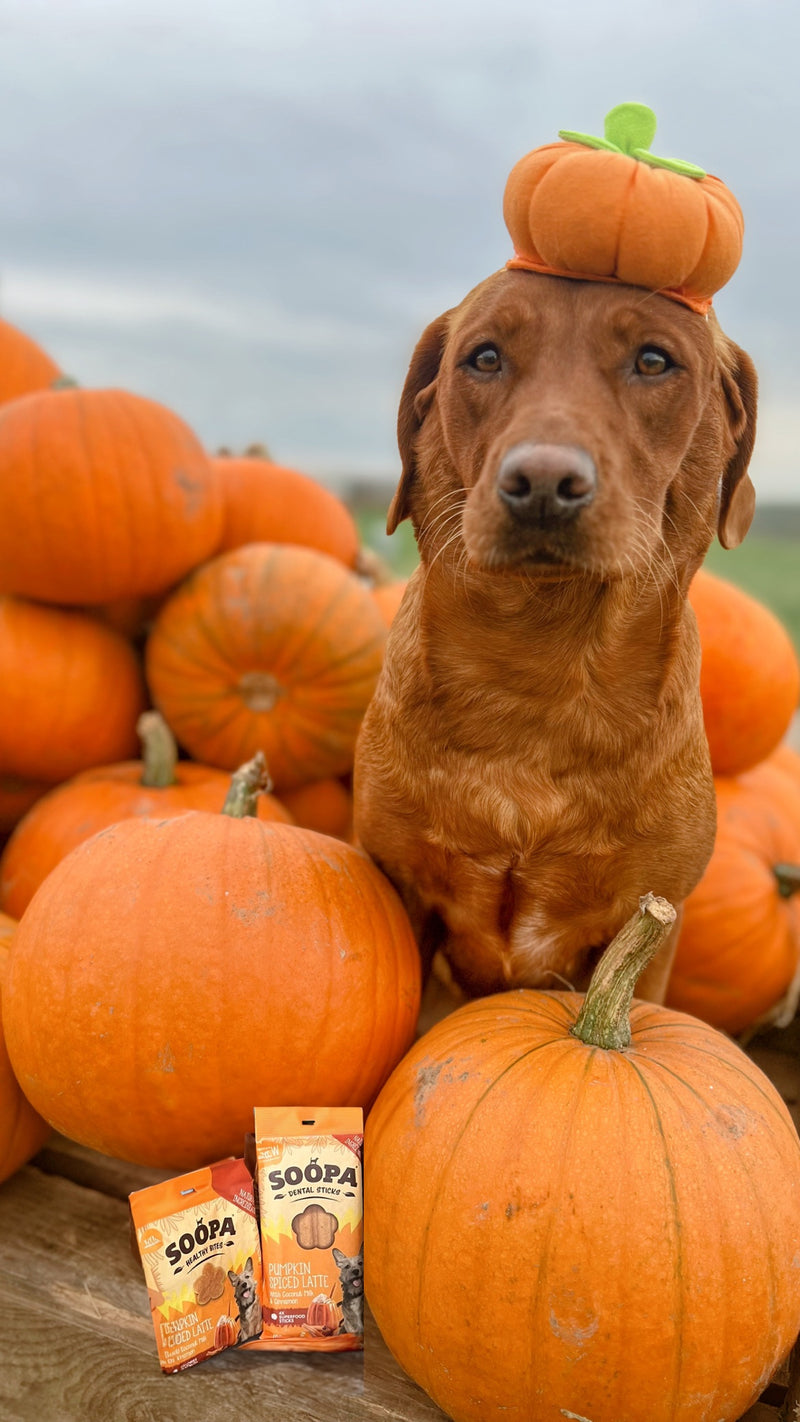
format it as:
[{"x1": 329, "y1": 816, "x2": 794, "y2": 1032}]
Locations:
[
  {"x1": 389, "y1": 270, "x2": 756, "y2": 587},
  {"x1": 332, "y1": 1246, "x2": 363, "y2": 1296},
  {"x1": 227, "y1": 1255, "x2": 257, "y2": 1306}
]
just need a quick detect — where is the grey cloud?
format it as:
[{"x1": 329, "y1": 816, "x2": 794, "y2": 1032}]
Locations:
[{"x1": 0, "y1": 0, "x2": 798, "y2": 493}]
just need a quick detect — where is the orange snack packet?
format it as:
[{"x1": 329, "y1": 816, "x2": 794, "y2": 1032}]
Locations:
[
  {"x1": 130, "y1": 1156, "x2": 263, "y2": 1372},
  {"x1": 245, "y1": 1106, "x2": 364, "y2": 1352}
]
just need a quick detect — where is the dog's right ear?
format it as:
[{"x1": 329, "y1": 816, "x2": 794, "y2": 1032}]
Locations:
[
  {"x1": 714, "y1": 330, "x2": 759, "y2": 550},
  {"x1": 387, "y1": 312, "x2": 451, "y2": 534}
]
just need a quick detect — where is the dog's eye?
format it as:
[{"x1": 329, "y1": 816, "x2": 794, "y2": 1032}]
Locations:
[
  {"x1": 468, "y1": 344, "x2": 502, "y2": 373},
  {"x1": 634, "y1": 346, "x2": 674, "y2": 377}
]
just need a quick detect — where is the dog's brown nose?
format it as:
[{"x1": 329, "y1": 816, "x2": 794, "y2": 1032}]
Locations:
[{"x1": 496, "y1": 443, "x2": 597, "y2": 522}]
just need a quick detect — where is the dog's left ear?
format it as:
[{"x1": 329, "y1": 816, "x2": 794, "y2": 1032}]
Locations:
[
  {"x1": 387, "y1": 311, "x2": 451, "y2": 534},
  {"x1": 717, "y1": 338, "x2": 758, "y2": 550}
]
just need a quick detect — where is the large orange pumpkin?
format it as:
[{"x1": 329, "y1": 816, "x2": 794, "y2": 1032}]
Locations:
[
  {"x1": 371, "y1": 580, "x2": 409, "y2": 628},
  {"x1": 771, "y1": 741, "x2": 800, "y2": 797},
  {"x1": 213, "y1": 455, "x2": 360, "y2": 568},
  {"x1": 0, "y1": 914, "x2": 51, "y2": 1184},
  {"x1": 0, "y1": 775, "x2": 49, "y2": 836},
  {"x1": 0, "y1": 713, "x2": 293, "y2": 918},
  {"x1": 689, "y1": 568, "x2": 800, "y2": 775},
  {"x1": 366, "y1": 897, "x2": 800, "y2": 1422},
  {"x1": 0, "y1": 387, "x2": 222, "y2": 604},
  {"x1": 277, "y1": 777, "x2": 352, "y2": 841},
  {"x1": 3, "y1": 758, "x2": 421, "y2": 1168},
  {"x1": 667, "y1": 770, "x2": 800, "y2": 1033},
  {"x1": 504, "y1": 103, "x2": 743, "y2": 312},
  {"x1": 0, "y1": 598, "x2": 147, "y2": 783},
  {"x1": 741, "y1": 745, "x2": 800, "y2": 839},
  {"x1": 0, "y1": 317, "x2": 60, "y2": 404},
  {"x1": 146, "y1": 544, "x2": 387, "y2": 790}
]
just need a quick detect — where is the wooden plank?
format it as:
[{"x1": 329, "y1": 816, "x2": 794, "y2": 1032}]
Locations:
[
  {"x1": 0, "y1": 1163, "x2": 446, "y2": 1422},
  {"x1": 32, "y1": 1133, "x2": 171, "y2": 1201}
]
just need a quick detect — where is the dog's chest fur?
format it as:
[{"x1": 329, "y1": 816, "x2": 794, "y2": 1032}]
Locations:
[{"x1": 355, "y1": 575, "x2": 715, "y2": 994}]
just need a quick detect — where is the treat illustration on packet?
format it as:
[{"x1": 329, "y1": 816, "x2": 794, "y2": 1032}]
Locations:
[
  {"x1": 245, "y1": 1106, "x2": 364, "y2": 1352},
  {"x1": 130, "y1": 1156, "x2": 263, "y2": 1373}
]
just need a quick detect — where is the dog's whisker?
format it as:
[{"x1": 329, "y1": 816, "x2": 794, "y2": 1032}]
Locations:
[
  {"x1": 417, "y1": 490, "x2": 467, "y2": 540},
  {"x1": 418, "y1": 505, "x2": 467, "y2": 550},
  {"x1": 427, "y1": 525, "x2": 466, "y2": 575}
]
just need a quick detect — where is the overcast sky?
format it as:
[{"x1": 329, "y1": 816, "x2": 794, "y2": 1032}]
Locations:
[{"x1": 1, "y1": 0, "x2": 798, "y2": 498}]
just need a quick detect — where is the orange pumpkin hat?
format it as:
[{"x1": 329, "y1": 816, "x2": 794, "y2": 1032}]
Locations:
[{"x1": 503, "y1": 102, "x2": 743, "y2": 313}]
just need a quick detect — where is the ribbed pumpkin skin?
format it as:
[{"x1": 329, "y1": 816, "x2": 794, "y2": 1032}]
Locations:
[
  {"x1": 771, "y1": 743, "x2": 800, "y2": 797},
  {"x1": 689, "y1": 569, "x2": 800, "y2": 776},
  {"x1": 372, "y1": 581, "x2": 409, "y2": 628},
  {"x1": 0, "y1": 760, "x2": 293, "y2": 919},
  {"x1": 0, "y1": 388, "x2": 223, "y2": 605},
  {"x1": 278, "y1": 778, "x2": 352, "y2": 841},
  {"x1": 213, "y1": 457, "x2": 360, "y2": 568},
  {"x1": 0, "y1": 776, "x2": 49, "y2": 835},
  {"x1": 741, "y1": 749, "x2": 800, "y2": 839},
  {"x1": 3, "y1": 816, "x2": 421, "y2": 1168},
  {"x1": 0, "y1": 318, "x2": 60, "y2": 404},
  {"x1": 146, "y1": 544, "x2": 388, "y2": 790},
  {"x1": 0, "y1": 919, "x2": 51, "y2": 1185},
  {"x1": 366, "y1": 993, "x2": 800, "y2": 1422},
  {"x1": 0, "y1": 598, "x2": 147, "y2": 782},
  {"x1": 503, "y1": 143, "x2": 743, "y2": 303},
  {"x1": 667, "y1": 775, "x2": 800, "y2": 1032}
]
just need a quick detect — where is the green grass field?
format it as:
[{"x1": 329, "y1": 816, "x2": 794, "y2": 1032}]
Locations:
[
  {"x1": 704, "y1": 537, "x2": 800, "y2": 652},
  {"x1": 358, "y1": 509, "x2": 800, "y2": 653}
]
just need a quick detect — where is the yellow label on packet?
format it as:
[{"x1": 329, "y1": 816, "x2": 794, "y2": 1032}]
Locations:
[
  {"x1": 130, "y1": 1157, "x2": 263, "y2": 1373},
  {"x1": 245, "y1": 1106, "x2": 364, "y2": 1353}
]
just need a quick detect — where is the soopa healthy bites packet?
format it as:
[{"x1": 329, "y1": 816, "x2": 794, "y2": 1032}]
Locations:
[
  {"x1": 130, "y1": 1156, "x2": 263, "y2": 1373},
  {"x1": 244, "y1": 1105, "x2": 364, "y2": 1352}
]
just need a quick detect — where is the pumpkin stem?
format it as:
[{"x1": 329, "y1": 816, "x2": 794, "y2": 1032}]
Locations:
[
  {"x1": 558, "y1": 102, "x2": 706, "y2": 180},
  {"x1": 571, "y1": 893, "x2": 677, "y2": 1051},
  {"x1": 137, "y1": 712, "x2": 178, "y2": 788},
  {"x1": 604, "y1": 102, "x2": 657, "y2": 155},
  {"x1": 775, "y1": 864, "x2": 800, "y2": 900},
  {"x1": 221, "y1": 752, "x2": 273, "y2": 818},
  {"x1": 50, "y1": 374, "x2": 80, "y2": 389}
]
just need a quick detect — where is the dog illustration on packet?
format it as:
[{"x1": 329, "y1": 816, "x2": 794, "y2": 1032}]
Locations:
[{"x1": 130, "y1": 1156, "x2": 263, "y2": 1372}]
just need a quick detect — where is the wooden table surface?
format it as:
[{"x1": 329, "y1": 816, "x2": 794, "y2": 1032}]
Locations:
[
  {"x1": 0, "y1": 1135, "x2": 447, "y2": 1422},
  {"x1": 3, "y1": 1022, "x2": 800, "y2": 1422}
]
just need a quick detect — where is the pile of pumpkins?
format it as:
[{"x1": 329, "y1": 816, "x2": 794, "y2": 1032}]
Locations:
[
  {"x1": 0, "y1": 313, "x2": 422, "y2": 1182},
  {"x1": 668, "y1": 570, "x2": 800, "y2": 1034},
  {"x1": 2, "y1": 313, "x2": 800, "y2": 1422}
]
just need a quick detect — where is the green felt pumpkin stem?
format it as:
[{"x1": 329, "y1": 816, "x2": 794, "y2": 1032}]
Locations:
[
  {"x1": 571, "y1": 893, "x2": 678, "y2": 1051},
  {"x1": 137, "y1": 711, "x2": 178, "y2": 789},
  {"x1": 221, "y1": 751, "x2": 272, "y2": 818},
  {"x1": 559, "y1": 102, "x2": 706, "y2": 181},
  {"x1": 604, "y1": 102, "x2": 657, "y2": 153}
]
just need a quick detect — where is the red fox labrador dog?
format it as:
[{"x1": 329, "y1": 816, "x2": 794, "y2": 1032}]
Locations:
[{"x1": 353, "y1": 270, "x2": 757, "y2": 1002}]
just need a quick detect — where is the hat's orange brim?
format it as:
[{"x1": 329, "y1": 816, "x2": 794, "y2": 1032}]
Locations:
[{"x1": 506, "y1": 254, "x2": 713, "y2": 315}]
